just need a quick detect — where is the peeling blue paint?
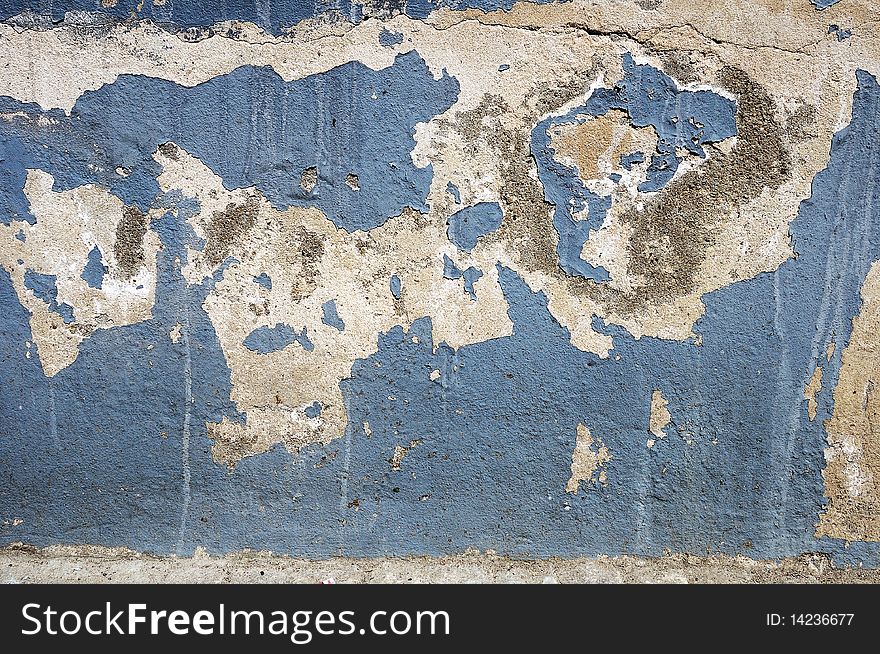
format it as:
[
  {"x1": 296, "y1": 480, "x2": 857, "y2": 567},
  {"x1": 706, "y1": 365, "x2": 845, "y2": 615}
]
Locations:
[
  {"x1": 243, "y1": 323, "x2": 313, "y2": 354},
  {"x1": 461, "y1": 268, "x2": 482, "y2": 301},
  {"x1": 446, "y1": 182, "x2": 462, "y2": 204},
  {"x1": 322, "y1": 299, "x2": 346, "y2": 332},
  {"x1": 305, "y1": 401, "x2": 323, "y2": 418},
  {"x1": 379, "y1": 28, "x2": 404, "y2": 47},
  {"x1": 81, "y1": 246, "x2": 107, "y2": 289},
  {"x1": 253, "y1": 273, "x2": 272, "y2": 290},
  {"x1": 442, "y1": 254, "x2": 482, "y2": 301},
  {"x1": 23, "y1": 270, "x2": 75, "y2": 324},
  {"x1": 446, "y1": 202, "x2": 503, "y2": 252},
  {"x1": 581, "y1": 53, "x2": 737, "y2": 193},
  {"x1": 534, "y1": 53, "x2": 736, "y2": 283},
  {"x1": 812, "y1": 0, "x2": 841, "y2": 9},
  {"x1": 0, "y1": 0, "x2": 567, "y2": 35},
  {"x1": 428, "y1": 0, "x2": 564, "y2": 12},
  {"x1": 829, "y1": 24, "x2": 852, "y2": 41},
  {"x1": 620, "y1": 151, "x2": 645, "y2": 170},
  {"x1": 533, "y1": 115, "x2": 612, "y2": 282},
  {"x1": 0, "y1": 51, "x2": 459, "y2": 232},
  {"x1": 0, "y1": 0, "x2": 355, "y2": 34},
  {"x1": 1, "y1": 21, "x2": 880, "y2": 567},
  {"x1": 390, "y1": 274, "x2": 402, "y2": 300}
]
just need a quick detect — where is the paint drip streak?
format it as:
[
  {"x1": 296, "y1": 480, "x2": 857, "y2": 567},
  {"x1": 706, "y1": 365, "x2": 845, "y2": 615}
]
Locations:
[
  {"x1": 177, "y1": 315, "x2": 193, "y2": 553},
  {"x1": 47, "y1": 378, "x2": 59, "y2": 449}
]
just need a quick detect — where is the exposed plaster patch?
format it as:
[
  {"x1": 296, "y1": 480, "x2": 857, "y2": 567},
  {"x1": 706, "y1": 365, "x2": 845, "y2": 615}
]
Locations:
[
  {"x1": 0, "y1": 169, "x2": 159, "y2": 376},
  {"x1": 565, "y1": 423, "x2": 612, "y2": 492},
  {"x1": 549, "y1": 109, "x2": 656, "y2": 187},
  {"x1": 148, "y1": 145, "x2": 512, "y2": 465},
  {"x1": 804, "y1": 365, "x2": 823, "y2": 421},
  {"x1": 390, "y1": 439, "x2": 423, "y2": 471},
  {"x1": 649, "y1": 389, "x2": 672, "y2": 441},
  {"x1": 300, "y1": 166, "x2": 318, "y2": 194},
  {"x1": 817, "y1": 262, "x2": 880, "y2": 542}
]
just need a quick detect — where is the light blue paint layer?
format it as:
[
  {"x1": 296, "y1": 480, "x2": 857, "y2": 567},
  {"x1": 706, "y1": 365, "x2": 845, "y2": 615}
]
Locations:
[
  {"x1": 446, "y1": 182, "x2": 461, "y2": 204},
  {"x1": 390, "y1": 274, "x2": 402, "y2": 300},
  {"x1": 379, "y1": 28, "x2": 404, "y2": 47},
  {"x1": 620, "y1": 152, "x2": 645, "y2": 170},
  {"x1": 81, "y1": 246, "x2": 107, "y2": 289},
  {"x1": 1, "y1": 51, "x2": 880, "y2": 568},
  {"x1": 23, "y1": 270, "x2": 75, "y2": 324},
  {"x1": 446, "y1": 202, "x2": 503, "y2": 252},
  {"x1": 0, "y1": 51, "x2": 459, "y2": 233},
  {"x1": 243, "y1": 323, "x2": 313, "y2": 354},
  {"x1": 322, "y1": 299, "x2": 345, "y2": 332},
  {"x1": 442, "y1": 254, "x2": 482, "y2": 301},
  {"x1": 305, "y1": 401, "x2": 322, "y2": 418},
  {"x1": 253, "y1": 273, "x2": 272, "y2": 290}
]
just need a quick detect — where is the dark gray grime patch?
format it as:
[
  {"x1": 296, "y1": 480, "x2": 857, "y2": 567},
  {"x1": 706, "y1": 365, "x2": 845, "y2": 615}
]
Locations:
[{"x1": 114, "y1": 205, "x2": 148, "y2": 279}]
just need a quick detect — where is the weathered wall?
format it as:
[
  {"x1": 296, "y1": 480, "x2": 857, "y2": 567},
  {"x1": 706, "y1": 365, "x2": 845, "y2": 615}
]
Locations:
[{"x1": 1, "y1": 0, "x2": 880, "y2": 567}]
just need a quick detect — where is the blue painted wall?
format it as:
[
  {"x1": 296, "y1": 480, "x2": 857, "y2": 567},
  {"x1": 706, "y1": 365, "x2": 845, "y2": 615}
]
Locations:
[{"x1": 1, "y1": 2, "x2": 879, "y2": 564}]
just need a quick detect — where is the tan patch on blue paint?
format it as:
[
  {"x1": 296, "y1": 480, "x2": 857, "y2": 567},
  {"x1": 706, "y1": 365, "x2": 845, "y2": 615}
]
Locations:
[
  {"x1": 566, "y1": 423, "x2": 612, "y2": 492},
  {"x1": 648, "y1": 389, "x2": 671, "y2": 446},
  {"x1": 804, "y1": 365, "x2": 823, "y2": 421},
  {"x1": 817, "y1": 262, "x2": 880, "y2": 542},
  {"x1": 550, "y1": 109, "x2": 657, "y2": 197}
]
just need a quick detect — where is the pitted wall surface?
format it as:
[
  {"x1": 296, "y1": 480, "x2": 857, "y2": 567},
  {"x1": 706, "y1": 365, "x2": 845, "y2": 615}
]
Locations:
[{"x1": 2, "y1": 0, "x2": 880, "y2": 566}]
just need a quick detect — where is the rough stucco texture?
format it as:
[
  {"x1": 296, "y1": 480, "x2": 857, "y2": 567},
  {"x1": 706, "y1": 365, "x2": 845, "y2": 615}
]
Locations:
[{"x1": 2, "y1": 0, "x2": 880, "y2": 566}]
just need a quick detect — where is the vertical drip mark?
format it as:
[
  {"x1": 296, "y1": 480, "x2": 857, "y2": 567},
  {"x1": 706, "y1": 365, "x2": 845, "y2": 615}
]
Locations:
[
  {"x1": 337, "y1": 393, "x2": 354, "y2": 555},
  {"x1": 176, "y1": 314, "x2": 193, "y2": 554},
  {"x1": 771, "y1": 267, "x2": 792, "y2": 550},
  {"x1": 47, "y1": 377, "x2": 59, "y2": 449},
  {"x1": 634, "y1": 425, "x2": 650, "y2": 553},
  {"x1": 774, "y1": 202, "x2": 839, "y2": 551},
  {"x1": 255, "y1": 0, "x2": 271, "y2": 32}
]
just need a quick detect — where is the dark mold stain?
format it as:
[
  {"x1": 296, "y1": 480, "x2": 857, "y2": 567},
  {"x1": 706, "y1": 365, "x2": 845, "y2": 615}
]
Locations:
[
  {"x1": 157, "y1": 142, "x2": 179, "y2": 160},
  {"x1": 603, "y1": 66, "x2": 792, "y2": 308},
  {"x1": 656, "y1": 51, "x2": 699, "y2": 85},
  {"x1": 114, "y1": 205, "x2": 148, "y2": 279},
  {"x1": 786, "y1": 102, "x2": 818, "y2": 142},
  {"x1": 289, "y1": 224, "x2": 325, "y2": 300},
  {"x1": 203, "y1": 197, "x2": 259, "y2": 266},
  {"x1": 467, "y1": 63, "x2": 792, "y2": 316}
]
